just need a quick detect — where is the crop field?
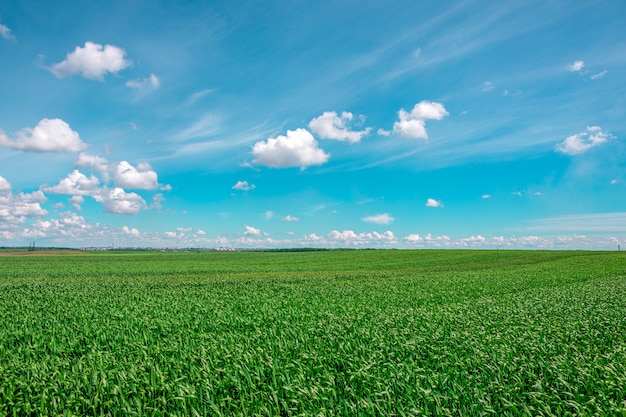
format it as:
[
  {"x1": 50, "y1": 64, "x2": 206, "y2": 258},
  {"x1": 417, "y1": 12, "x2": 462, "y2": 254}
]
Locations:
[{"x1": 0, "y1": 250, "x2": 625, "y2": 416}]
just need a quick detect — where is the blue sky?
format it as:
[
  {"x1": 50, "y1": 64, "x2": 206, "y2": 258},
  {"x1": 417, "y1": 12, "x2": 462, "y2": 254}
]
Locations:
[{"x1": 1, "y1": 0, "x2": 625, "y2": 249}]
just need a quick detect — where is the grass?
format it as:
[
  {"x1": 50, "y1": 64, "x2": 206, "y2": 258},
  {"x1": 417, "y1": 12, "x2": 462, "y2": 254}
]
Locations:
[{"x1": 0, "y1": 250, "x2": 625, "y2": 415}]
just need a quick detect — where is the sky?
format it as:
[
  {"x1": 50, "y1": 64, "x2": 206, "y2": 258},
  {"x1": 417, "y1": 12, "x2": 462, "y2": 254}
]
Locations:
[{"x1": 0, "y1": 0, "x2": 625, "y2": 250}]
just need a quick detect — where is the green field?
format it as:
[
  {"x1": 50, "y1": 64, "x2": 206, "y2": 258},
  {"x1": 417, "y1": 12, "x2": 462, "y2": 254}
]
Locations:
[{"x1": 0, "y1": 250, "x2": 625, "y2": 416}]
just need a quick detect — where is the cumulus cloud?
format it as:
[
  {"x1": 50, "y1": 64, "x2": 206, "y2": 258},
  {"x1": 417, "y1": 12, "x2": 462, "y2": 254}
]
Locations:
[
  {"x1": 0, "y1": 178, "x2": 48, "y2": 224},
  {"x1": 43, "y1": 170, "x2": 100, "y2": 195},
  {"x1": 327, "y1": 230, "x2": 397, "y2": 246},
  {"x1": 50, "y1": 41, "x2": 131, "y2": 80},
  {"x1": 113, "y1": 161, "x2": 161, "y2": 190},
  {"x1": 393, "y1": 100, "x2": 448, "y2": 139},
  {"x1": 0, "y1": 118, "x2": 87, "y2": 153},
  {"x1": 244, "y1": 225, "x2": 261, "y2": 236},
  {"x1": 232, "y1": 180, "x2": 255, "y2": 191},
  {"x1": 482, "y1": 194, "x2": 492, "y2": 199},
  {"x1": 126, "y1": 73, "x2": 160, "y2": 89},
  {"x1": 555, "y1": 126, "x2": 613, "y2": 155},
  {"x1": 282, "y1": 215, "x2": 299, "y2": 222},
  {"x1": 76, "y1": 153, "x2": 109, "y2": 173},
  {"x1": 0, "y1": 23, "x2": 15, "y2": 41},
  {"x1": 308, "y1": 111, "x2": 371, "y2": 143},
  {"x1": 252, "y1": 128, "x2": 330, "y2": 169},
  {"x1": 22, "y1": 212, "x2": 91, "y2": 240},
  {"x1": 93, "y1": 187, "x2": 145, "y2": 215},
  {"x1": 426, "y1": 198, "x2": 443, "y2": 208},
  {"x1": 568, "y1": 60, "x2": 584, "y2": 72},
  {"x1": 122, "y1": 225, "x2": 141, "y2": 237},
  {"x1": 0, "y1": 176, "x2": 11, "y2": 195},
  {"x1": 362, "y1": 213, "x2": 394, "y2": 225},
  {"x1": 69, "y1": 195, "x2": 84, "y2": 211},
  {"x1": 404, "y1": 234, "x2": 422, "y2": 243}
]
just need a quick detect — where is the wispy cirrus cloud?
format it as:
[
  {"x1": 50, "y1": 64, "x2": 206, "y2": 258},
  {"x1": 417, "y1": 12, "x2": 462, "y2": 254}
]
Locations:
[
  {"x1": 126, "y1": 73, "x2": 160, "y2": 90},
  {"x1": 521, "y1": 212, "x2": 626, "y2": 233},
  {"x1": 0, "y1": 23, "x2": 15, "y2": 41}
]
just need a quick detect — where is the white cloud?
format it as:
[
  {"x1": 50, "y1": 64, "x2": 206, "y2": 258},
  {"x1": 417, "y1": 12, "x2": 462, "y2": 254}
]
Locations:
[
  {"x1": 151, "y1": 193, "x2": 165, "y2": 211},
  {"x1": 43, "y1": 170, "x2": 100, "y2": 195},
  {"x1": 590, "y1": 70, "x2": 607, "y2": 80},
  {"x1": 426, "y1": 198, "x2": 443, "y2": 208},
  {"x1": 0, "y1": 176, "x2": 11, "y2": 195},
  {"x1": 0, "y1": 180, "x2": 48, "y2": 224},
  {"x1": 362, "y1": 213, "x2": 394, "y2": 225},
  {"x1": 113, "y1": 161, "x2": 160, "y2": 190},
  {"x1": 308, "y1": 111, "x2": 371, "y2": 143},
  {"x1": 555, "y1": 126, "x2": 613, "y2": 155},
  {"x1": 568, "y1": 60, "x2": 584, "y2": 72},
  {"x1": 404, "y1": 234, "x2": 422, "y2": 243},
  {"x1": 327, "y1": 230, "x2": 397, "y2": 246},
  {"x1": 0, "y1": 118, "x2": 87, "y2": 153},
  {"x1": 410, "y1": 101, "x2": 449, "y2": 120},
  {"x1": 0, "y1": 23, "x2": 15, "y2": 41},
  {"x1": 69, "y1": 195, "x2": 84, "y2": 211},
  {"x1": 252, "y1": 128, "x2": 330, "y2": 169},
  {"x1": 377, "y1": 128, "x2": 391, "y2": 136},
  {"x1": 481, "y1": 194, "x2": 492, "y2": 199},
  {"x1": 393, "y1": 101, "x2": 448, "y2": 139},
  {"x1": 50, "y1": 41, "x2": 131, "y2": 80},
  {"x1": 282, "y1": 215, "x2": 299, "y2": 222},
  {"x1": 93, "y1": 187, "x2": 145, "y2": 215},
  {"x1": 265, "y1": 211, "x2": 275, "y2": 220},
  {"x1": 503, "y1": 89, "x2": 521, "y2": 97},
  {"x1": 126, "y1": 73, "x2": 160, "y2": 89},
  {"x1": 22, "y1": 212, "x2": 91, "y2": 240},
  {"x1": 244, "y1": 225, "x2": 261, "y2": 236},
  {"x1": 76, "y1": 153, "x2": 109, "y2": 173},
  {"x1": 394, "y1": 113, "x2": 427, "y2": 139},
  {"x1": 232, "y1": 180, "x2": 255, "y2": 191},
  {"x1": 122, "y1": 226, "x2": 141, "y2": 237}
]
